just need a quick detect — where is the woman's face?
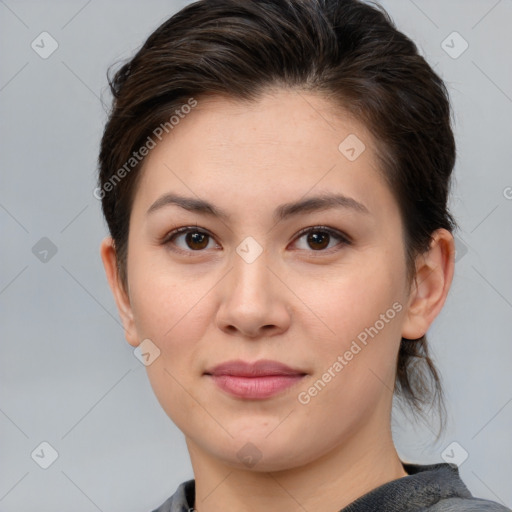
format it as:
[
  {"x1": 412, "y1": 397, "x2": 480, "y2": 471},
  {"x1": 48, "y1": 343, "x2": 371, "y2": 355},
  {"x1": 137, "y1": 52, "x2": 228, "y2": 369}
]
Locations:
[{"x1": 111, "y1": 89, "x2": 417, "y2": 471}]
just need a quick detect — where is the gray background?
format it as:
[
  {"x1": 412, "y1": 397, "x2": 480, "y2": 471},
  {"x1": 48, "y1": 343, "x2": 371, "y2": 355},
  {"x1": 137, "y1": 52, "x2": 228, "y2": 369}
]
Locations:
[{"x1": 1, "y1": 0, "x2": 511, "y2": 510}]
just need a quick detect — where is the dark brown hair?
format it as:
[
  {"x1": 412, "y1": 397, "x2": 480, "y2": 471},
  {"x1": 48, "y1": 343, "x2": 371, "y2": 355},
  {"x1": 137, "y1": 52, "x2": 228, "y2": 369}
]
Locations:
[{"x1": 98, "y1": 0, "x2": 456, "y2": 435}]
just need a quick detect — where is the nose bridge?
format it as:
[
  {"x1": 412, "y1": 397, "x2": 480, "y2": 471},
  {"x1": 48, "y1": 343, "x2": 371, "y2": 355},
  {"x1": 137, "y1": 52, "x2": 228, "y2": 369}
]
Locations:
[
  {"x1": 230, "y1": 236, "x2": 272, "y2": 301},
  {"x1": 214, "y1": 234, "x2": 291, "y2": 337}
]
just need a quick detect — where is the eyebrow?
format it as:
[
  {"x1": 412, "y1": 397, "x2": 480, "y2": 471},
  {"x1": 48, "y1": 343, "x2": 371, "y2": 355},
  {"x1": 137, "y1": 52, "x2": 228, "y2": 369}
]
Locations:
[{"x1": 146, "y1": 192, "x2": 370, "y2": 221}]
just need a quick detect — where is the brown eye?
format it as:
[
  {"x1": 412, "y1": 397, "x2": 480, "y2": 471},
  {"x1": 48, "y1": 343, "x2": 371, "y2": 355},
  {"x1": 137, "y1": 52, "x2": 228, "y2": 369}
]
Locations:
[
  {"x1": 185, "y1": 231, "x2": 209, "y2": 250},
  {"x1": 164, "y1": 227, "x2": 217, "y2": 252},
  {"x1": 293, "y1": 226, "x2": 350, "y2": 253},
  {"x1": 306, "y1": 231, "x2": 330, "y2": 250}
]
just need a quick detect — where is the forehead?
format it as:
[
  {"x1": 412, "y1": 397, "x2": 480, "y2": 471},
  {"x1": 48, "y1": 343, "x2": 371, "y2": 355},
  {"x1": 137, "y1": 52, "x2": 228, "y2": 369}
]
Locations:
[{"x1": 132, "y1": 88, "x2": 392, "y2": 219}]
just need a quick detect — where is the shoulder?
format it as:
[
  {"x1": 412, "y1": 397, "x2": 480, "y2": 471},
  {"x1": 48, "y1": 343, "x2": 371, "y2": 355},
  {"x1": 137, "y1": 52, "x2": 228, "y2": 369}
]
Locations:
[
  {"x1": 398, "y1": 462, "x2": 511, "y2": 512},
  {"x1": 149, "y1": 479, "x2": 195, "y2": 512},
  {"x1": 426, "y1": 496, "x2": 511, "y2": 511}
]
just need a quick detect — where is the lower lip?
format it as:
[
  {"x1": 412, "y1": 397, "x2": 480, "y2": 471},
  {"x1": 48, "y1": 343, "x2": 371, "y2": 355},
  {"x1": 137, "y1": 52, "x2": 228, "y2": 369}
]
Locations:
[{"x1": 208, "y1": 374, "x2": 305, "y2": 399}]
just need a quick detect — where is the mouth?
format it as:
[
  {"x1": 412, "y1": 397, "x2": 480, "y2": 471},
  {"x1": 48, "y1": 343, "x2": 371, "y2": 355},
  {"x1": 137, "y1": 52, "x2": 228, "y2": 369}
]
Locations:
[{"x1": 204, "y1": 359, "x2": 307, "y2": 400}]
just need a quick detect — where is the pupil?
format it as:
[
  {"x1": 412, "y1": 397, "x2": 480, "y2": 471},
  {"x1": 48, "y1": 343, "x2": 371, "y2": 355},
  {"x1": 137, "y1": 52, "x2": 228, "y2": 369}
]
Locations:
[
  {"x1": 308, "y1": 231, "x2": 329, "y2": 250},
  {"x1": 187, "y1": 232, "x2": 208, "y2": 250}
]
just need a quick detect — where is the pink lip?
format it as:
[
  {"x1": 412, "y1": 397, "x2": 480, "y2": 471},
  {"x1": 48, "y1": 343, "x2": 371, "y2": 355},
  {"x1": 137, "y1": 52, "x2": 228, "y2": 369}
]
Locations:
[{"x1": 204, "y1": 359, "x2": 307, "y2": 400}]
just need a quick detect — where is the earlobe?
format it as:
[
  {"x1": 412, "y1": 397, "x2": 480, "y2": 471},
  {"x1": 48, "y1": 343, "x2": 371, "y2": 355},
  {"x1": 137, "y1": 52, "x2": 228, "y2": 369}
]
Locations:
[
  {"x1": 99, "y1": 237, "x2": 139, "y2": 347},
  {"x1": 401, "y1": 229, "x2": 455, "y2": 340}
]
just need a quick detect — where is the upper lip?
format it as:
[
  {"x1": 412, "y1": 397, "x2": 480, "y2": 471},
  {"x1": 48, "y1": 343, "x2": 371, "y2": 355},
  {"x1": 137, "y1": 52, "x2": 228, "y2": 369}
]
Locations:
[{"x1": 205, "y1": 359, "x2": 307, "y2": 377}]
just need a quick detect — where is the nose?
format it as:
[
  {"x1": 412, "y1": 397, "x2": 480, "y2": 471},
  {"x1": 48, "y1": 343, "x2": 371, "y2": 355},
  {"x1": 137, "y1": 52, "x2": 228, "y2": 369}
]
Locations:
[{"x1": 215, "y1": 246, "x2": 292, "y2": 339}]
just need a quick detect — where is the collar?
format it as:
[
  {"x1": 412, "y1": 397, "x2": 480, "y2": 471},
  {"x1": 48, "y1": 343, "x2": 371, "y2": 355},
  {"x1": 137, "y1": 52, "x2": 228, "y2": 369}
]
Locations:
[{"x1": 157, "y1": 462, "x2": 471, "y2": 512}]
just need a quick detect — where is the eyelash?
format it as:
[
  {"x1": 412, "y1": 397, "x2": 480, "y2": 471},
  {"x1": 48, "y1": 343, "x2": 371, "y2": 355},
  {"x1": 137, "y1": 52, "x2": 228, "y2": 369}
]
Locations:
[{"x1": 161, "y1": 225, "x2": 351, "y2": 256}]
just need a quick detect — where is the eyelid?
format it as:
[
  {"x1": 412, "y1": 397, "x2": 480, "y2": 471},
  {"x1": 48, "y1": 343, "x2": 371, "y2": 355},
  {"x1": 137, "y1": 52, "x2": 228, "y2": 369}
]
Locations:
[
  {"x1": 292, "y1": 225, "x2": 352, "y2": 246},
  {"x1": 161, "y1": 225, "x2": 351, "y2": 254},
  {"x1": 161, "y1": 225, "x2": 218, "y2": 248}
]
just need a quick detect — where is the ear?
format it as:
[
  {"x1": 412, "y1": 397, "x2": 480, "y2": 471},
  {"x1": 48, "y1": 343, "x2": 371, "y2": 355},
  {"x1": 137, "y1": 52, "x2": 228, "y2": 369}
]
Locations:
[
  {"x1": 401, "y1": 228, "x2": 455, "y2": 340},
  {"x1": 100, "y1": 236, "x2": 139, "y2": 347}
]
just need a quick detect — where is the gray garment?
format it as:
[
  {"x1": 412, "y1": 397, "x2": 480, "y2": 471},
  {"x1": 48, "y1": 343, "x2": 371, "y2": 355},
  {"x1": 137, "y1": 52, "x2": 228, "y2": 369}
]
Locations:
[{"x1": 150, "y1": 462, "x2": 510, "y2": 512}]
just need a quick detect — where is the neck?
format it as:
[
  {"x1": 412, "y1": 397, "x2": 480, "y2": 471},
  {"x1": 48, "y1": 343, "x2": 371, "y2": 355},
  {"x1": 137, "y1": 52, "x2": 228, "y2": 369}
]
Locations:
[{"x1": 186, "y1": 406, "x2": 408, "y2": 512}]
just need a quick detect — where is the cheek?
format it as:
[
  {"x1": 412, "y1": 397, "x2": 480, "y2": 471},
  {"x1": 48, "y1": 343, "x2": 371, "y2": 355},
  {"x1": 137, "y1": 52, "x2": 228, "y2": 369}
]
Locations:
[
  {"x1": 130, "y1": 273, "x2": 211, "y2": 351},
  {"x1": 128, "y1": 267, "x2": 213, "y2": 430},
  {"x1": 293, "y1": 262, "x2": 405, "y2": 422},
  {"x1": 301, "y1": 252, "x2": 405, "y2": 341},
  {"x1": 126, "y1": 238, "x2": 209, "y2": 340},
  {"x1": 294, "y1": 251, "x2": 407, "y2": 406}
]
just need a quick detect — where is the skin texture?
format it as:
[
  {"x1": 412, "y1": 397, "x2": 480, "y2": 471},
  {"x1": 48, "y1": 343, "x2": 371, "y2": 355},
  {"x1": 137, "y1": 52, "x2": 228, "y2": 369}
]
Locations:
[{"x1": 101, "y1": 89, "x2": 455, "y2": 512}]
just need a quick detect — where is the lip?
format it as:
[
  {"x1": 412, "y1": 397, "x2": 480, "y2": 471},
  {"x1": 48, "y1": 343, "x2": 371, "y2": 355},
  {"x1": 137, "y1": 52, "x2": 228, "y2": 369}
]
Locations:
[
  {"x1": 205, "y1": 359, "x2": 306, "y2": 377},
  {"x1": 204, "y1": 359, "x2": 307, "y2": 400}
]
